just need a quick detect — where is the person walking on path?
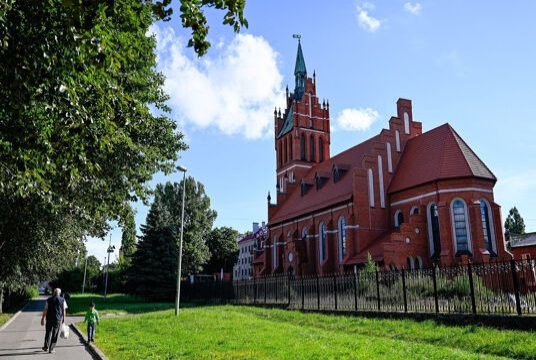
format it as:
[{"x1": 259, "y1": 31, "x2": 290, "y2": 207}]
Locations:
[
  {"x1": 84, "y1": 302, "x2": 100, "y2": 343},
  {"x1": 41, "y1": 288, "x2": 67, "y2": 353}
]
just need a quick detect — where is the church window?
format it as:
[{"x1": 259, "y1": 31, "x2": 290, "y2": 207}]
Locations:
[
  {"x1": 428, "y1": 203, "x2": 441, "y2": 260},
  {"x1": 273, "y1": 234, "x2": 278, "y2": 270},
  {"x1": 406, "y1": 256, "x2": 415, "y2": 270},
  {"x1": 310, "y1": 135, "x2": 315, "y2": 162},
  {"x1": 395, "y1": 210, "x2": 404, "y2": 227},
  {"x1": 378, "y1": 155, "x2": 385, "y2": 208},
  {"x1": 300, "y1": 134, "x2": 306, "y2": 160},
  {"x1": 278, "y1": 142, "x2": 282, "y2": 167},
  {"x1": 404, "y1": 112, "x2": 410, "y2": 134},
  {"x1": 302, "y1": 226, "x2": 308, "y2": 240},
  {"x1": 480, "y1": 199, "x2": 497, "y2": 256},
  {"x1": 395, "y1": 130, "x2": 401, "y2": 152},
  {"x1": 386, "y1": 142, "x2": 393, "y2": 173},
  {"x1": 368, "y1": 169, "x2": 375, "y2": 207},
  {"x1": 319, "y1": 137, "x2": 324, "y2": 162},
  {"x1": 319, "y1": 222, "x2": 326, "y2": 264},
  {"x1": 338, "y1": 217, "x2": 347, "y2": 263},
  {"x1": 451, "y1": 199, "x2": 471, "y2": 256},
  {"x1": 411, "y1": 206, "x2": 419, "y2": 215}
]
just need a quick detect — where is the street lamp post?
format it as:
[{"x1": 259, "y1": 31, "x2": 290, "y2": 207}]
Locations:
[
  {"x1": 175, "y1": 165, "x2": 187, "y2": 316},
  {"x1": 104, "y1": 238, "x2": 115, "y2": 300}
]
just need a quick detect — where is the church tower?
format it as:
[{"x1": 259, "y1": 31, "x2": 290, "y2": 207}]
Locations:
[{"x1": 273, "y1": 37, "x2": 331, "y2": 206}]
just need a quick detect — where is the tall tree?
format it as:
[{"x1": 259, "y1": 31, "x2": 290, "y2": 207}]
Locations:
[
  {"x1": 154, "y1": 178, "x2": 217, "y2": 275},
  {"x1": 504, "y1": 206, "x2": 526, "y2": 238},
  {"x1": 0, "y1": 0, "x2": 246, "y2": 302},
  {"x1": 127, "y1": 198, "x2": 177, "y2": 301},
  {"x1": 119, "y1": 205, "x2": 137, "y2": 264},
  {"x1": 0, "y1": 0, "x2": 247, "y2": 235},
  {"x1": 205, "y1": 226, "x2": 239, "y2": 275}
]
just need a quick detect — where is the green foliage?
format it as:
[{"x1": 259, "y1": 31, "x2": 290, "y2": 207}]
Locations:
[
  {"x1": 363, "y1": 252, "x2": 379, "y2": 274},
  {"x1": 204, "y1": 226, "x2": 239, "y2": 274},
  {"x1": 119, "y1": 205, "x2": 137, "y2": 264},
  {"x1": 154, "y1": 178, "x2": 217, "y2": 275},
  {"x1": 1, "y1": 0, "x2": 187, "y2": 237},
  {"x1": 127, "y1": 198, "x2": 178, "y2": 301},
  {"x1": 504, "y1": 206, "x2": 526, "y2": 239}
]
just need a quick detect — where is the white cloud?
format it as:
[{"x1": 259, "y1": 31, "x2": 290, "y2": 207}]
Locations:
[
  {"x1": 151, "y1": 25, "x2": 284, "y2": 139},
  {"x1": 336, "y1": 108, "x2": 379, "y2": 131},
  {"x1": 356, "y1": 3, "x2": 382, "y2": 33},
  {"x1": 404, "y1": 2, "x2": 422, "y2": 15}
]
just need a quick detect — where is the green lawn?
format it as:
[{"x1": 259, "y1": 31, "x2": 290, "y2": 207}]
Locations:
[{"x1": 71, "y1": 299, "x2": 536, "y2": 359}]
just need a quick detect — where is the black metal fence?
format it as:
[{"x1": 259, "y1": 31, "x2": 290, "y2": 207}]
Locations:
[
  {"x1": 231, "y1": 258, "x2": 536, "y2": 316},
  {"x1": 182, "y1": 258, "x2": 536, "y2": 316}
]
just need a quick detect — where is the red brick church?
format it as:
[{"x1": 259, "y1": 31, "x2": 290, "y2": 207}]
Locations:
[{"x1": 253, "y1": 40, "x2": 509, "y2": 276}]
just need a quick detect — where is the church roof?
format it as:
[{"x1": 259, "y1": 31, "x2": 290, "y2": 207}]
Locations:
[
  {"x1": 269, "y1": 135, "x2": 380, "y2": 224},
  {"x1": 388, "y1": 123, "x2": 496, "y2": 193},
  {"x1": 270, "y1": 122, "x2": 496, "y2": 225},
  {"x1": 277, "y1": 106, "x2": 293, "y2": 139},
  {"x1": 294, "y1": 41, "x2": 307, "y2": 76}
]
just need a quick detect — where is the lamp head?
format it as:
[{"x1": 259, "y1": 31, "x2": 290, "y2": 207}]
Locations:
[{"x1": 177, "y1": 165, "x2": 187, "y2": 173}]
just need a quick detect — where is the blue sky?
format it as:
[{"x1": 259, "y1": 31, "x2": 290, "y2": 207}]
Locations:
[{"x1": 87, "y1": 0, "x2": 536, "y2": 263}]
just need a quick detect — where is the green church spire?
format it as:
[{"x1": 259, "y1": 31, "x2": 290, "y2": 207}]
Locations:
[{"x1": 293, "y1": 34, "x2": 306, "y2": 101}]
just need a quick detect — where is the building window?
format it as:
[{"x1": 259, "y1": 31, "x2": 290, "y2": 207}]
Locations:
[
  {"x1": 480, "y1": 199, "x2": 497, "y2": 256},
  {"x1": 386, "y1": 142, "x2": 393, "y2": 173},
  {"x1": 452, "y1": 199, "x2": 471, "y2": 256},
  {"x1": 319, "y1": 137, "x2": 324, "y2": 162},
  {"x1": 338, "y1": 217, "x2": 347, "y2": 263},
  {"x1": 406, "y1": 256, "x2": 415, "y2": 270},
  {"x1": 378, "y1": 155, "x2": 385, "y2": 208},
  {"x1": 395, "y1": 130, "x2": 401, "y2": 152},
  {"x1": 273, "y1": 234, "x2": 278, "y2": 270},
  {"x1": 278, "y1": 142, "x2": 283, "y2": 167},
  {"x1": 428, "y1": 203, "x2": 441, "y2": 260},
  {"x1": 416, "y1": 256, "x2": 423, "y2": 270},
  {"x1": 302, "y1": 226, "x2": 308, "y2": 240},
  {"x1": 310, "y1": 135, "x2": 315, "y2": 162},
  {"x1": 319, "y1": 222, "x2": 326, "y2": 264},
  {"x1": 411, "y1": 206, "x2": 419, "y2": 215},
  {"x1": 368, "y1": 168, "x2": 375, "y2": 207},
  {"x1": 300, "y1": 134, "x2": 305, "y2": 160},
  {"x1": 404, "y1": 112, "x2": 410, "y2": 134},
  {"x1": 395, "y1": 210, "x2": 404, "y2": 227}
]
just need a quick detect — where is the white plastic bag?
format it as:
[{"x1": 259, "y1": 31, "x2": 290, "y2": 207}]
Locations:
[{"x1": 60, "y1": 324, "x2": 70, "y2": 339}]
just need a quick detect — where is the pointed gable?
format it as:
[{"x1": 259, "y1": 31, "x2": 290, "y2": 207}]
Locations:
[
  {"x1": 388, "y1": 123, "x2": 496, "y2": 193},
  {"x1": 269, "y1": 135, "x2": 381, "y2": 224}
]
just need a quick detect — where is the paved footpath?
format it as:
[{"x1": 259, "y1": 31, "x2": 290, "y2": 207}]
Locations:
[{"x1": 0, "y1": 296, "x2": 106, "y2": 360}]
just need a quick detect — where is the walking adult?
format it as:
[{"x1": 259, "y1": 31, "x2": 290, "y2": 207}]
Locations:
[{"x1": 40, "y1": 288, "x2": 67, "y2": 353}]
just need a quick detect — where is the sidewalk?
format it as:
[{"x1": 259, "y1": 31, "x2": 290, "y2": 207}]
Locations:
[{"x1": 0, "y1": 296, "x2": 106, "y2": 360}]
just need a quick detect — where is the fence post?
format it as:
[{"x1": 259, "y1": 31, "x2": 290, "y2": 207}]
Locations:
[
  {"x1": 402, "y1": 267, "x2": 407, "y2": 313},
  {"x1": 375, "y1": 269, "x2": 381, "y2": 311},
  {"x1": 467, "y1": 262, "x2": 477, "y2": 314},
  {"x1": 510, "y1": 258, "x2": 522, "y2": 316},
  {"x1": 253, "y1": 276, "x2": 257, "y2": 304},
  {"x1": 317, "y1": 275, "x2": 321, "y2": 310},
  {"x1": 288, "y1": 273, "x2": 291, "y2": 306},
  {"x1": 264, "y1": 276, "x2": 267, "y2": 305},
  {"x1": 353, "y1": 271, "x2": 358, "y2": 313},
  {"x1": 334, "y1": 274, "x2": 338, "y2": 311},
  {"x1": 432, "y1": 265, "x2": 439, "y2": 313},
  {"x1": 301, "y1": 275, "x2": 305, "y2": 310}
]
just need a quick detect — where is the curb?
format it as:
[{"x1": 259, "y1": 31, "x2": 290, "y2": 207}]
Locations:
[
  {"x1": 70, "y1": 323, "x2": 108, "y2": 360},
  {"x1": 0, "y1": 297, "x2": 34, "y2": 332}
]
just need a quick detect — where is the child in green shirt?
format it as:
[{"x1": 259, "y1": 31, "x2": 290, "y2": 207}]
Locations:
[{"x1": 84, "y1": 302, "x2": 100, "y2": 343}]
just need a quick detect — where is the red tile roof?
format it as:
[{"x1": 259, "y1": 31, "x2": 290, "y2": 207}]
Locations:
[
  {"x1": 388, "y1": 123, "x2": 496, "y2": 193},
  {"x1": 269, "y1": 135, "x2": 381, "y2": 224}
]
